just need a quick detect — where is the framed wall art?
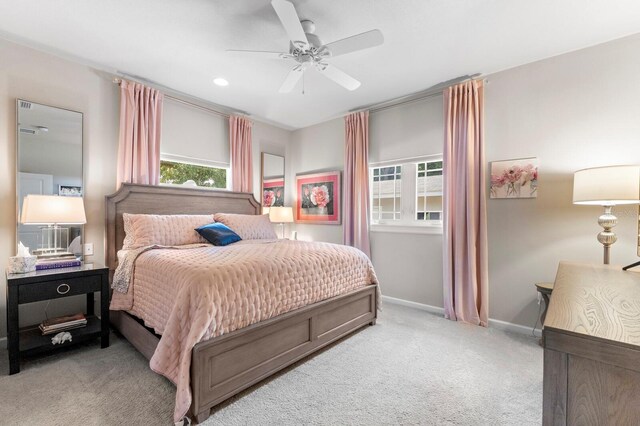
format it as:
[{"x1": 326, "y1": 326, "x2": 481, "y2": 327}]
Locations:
[
  {"x1": 490, "y1": 157, "x2": 538, "y2": 199},
  {"x1": 262, "y1": 177, "x2": 285, "y2": 207},
  {"x1": 295, "y1": 170, "x2": 341, "y2": 224},
  {"x1": 58, "y1": 185, "x2": 83, "y2": 197}
]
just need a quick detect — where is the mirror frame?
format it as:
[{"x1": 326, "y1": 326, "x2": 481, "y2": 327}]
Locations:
[
  {"x1": 260, "y1": 152, "x2": 285, "y2": 211},
  {"x1": 16, "y1": 99, "x2": 84, "y2": 256}
]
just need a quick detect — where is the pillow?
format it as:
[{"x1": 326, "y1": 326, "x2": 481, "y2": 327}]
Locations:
[
  {"x1": 195, "y1": 222, "x2": 242, "y2": 246},
  {"x1": 213, "y1": 213, "x2": 278, "y2": 240},
  {"x1": 122, "y1": 214, "x2": 214, "y2": 249}
]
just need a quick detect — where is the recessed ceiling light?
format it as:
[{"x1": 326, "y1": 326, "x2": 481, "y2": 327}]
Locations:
[{"x1": 213, "y1": 77, "x2": 229, "y2": 87}]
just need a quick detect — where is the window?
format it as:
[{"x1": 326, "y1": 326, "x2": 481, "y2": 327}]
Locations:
[
  {"x1": 416, "y1": 160, "x2": 443, "y2": 221},
  {"x1": 160, "y1": 98, "x2": 230, "y2": 190},
  {"x1": 371, "y1": 165, "x2": 402, "y2": 222},
  {"x1": 369, "y1": 155, "x2": 443, "y2": 231},
  {"x1": 160, "y1": 159, "x2": 228, "y2": 189}
]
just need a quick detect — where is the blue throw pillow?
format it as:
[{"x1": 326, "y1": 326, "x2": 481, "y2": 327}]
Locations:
[{"x1": 195, "y1": 222, "x2": 242, "y2": 246}]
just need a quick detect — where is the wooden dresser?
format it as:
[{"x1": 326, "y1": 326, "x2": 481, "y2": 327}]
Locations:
[{"x1": 543, "y1": 261, "x2": 640, "y2": 425}]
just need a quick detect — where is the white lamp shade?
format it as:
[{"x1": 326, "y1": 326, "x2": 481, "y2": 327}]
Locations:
[
  {"x1": 573, "y1": 165, "x2": 640, "y2": 206},
  {"x1": 21, "y1": 194, "x2": 87, "y2": 225},
  {"x1": 268, "y1": 206, "x2": 294, "y2": 223}
]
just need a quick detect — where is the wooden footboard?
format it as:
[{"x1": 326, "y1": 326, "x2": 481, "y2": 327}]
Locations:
[
  {"x1": 110, "y1": 285, "x2": 378, "y2": 424},
  {"x1": 106, "y1": 185, "x2": 378, "y2": 424}
]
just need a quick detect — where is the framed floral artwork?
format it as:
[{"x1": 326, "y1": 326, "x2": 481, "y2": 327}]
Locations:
[
  {"x1": 262, "y1": 177, "x2": 285, "y2": 207},
  {"x1": 295, "y1": 170, "x2": 341, "y2": 224},
  {"x1": 58, "y1": 185, "x2": 82, "y2": 197},
  {"x1": 490, "y1": 157, "x2": 538, "y2": 199}
]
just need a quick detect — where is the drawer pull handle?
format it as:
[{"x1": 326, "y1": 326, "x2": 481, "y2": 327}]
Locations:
[{"x1": 57, "y1": 283, "x2": 71, "y2": 295}]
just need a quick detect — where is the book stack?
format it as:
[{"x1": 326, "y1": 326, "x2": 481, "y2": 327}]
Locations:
[
  {"x1": 39, "y1": 312, "x2": 87, "y2": 335},
  {"x1": 36, "y1": 252, "x2": 81, "y2": 270}
]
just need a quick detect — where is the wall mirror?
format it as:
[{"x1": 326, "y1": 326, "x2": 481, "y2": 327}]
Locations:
[
  {"x1": 261, "y1": 152, "x2": 285, "y2": 209},
  {"x1": 16, "y1": 99, "x2": 83, "y2": 257}
]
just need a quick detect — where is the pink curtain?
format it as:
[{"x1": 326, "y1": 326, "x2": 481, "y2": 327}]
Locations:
[
  {"x1": 442, "y1": 80, "x2": 489, "y2": 327},
  {"x1": 116, "y1": 80, "x2": 164, "y2": 187},
  {"x1": 230, "y1": 115, "x2": 253, "y2": 193},
  {"x1": 344, "y1": 111, "x2": 371, "y2": 258}
]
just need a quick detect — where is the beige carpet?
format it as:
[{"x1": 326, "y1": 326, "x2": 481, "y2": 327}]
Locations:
[{"x1": 0, "y1": 303, "x2": 542, "y2": 425}]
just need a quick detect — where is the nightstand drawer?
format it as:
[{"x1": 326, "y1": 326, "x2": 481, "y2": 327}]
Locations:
[{"x1": 18, "y1": 275, "x2": 102, "y2": 304}]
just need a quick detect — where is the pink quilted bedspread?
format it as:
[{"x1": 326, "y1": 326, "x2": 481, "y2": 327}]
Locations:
[{"x1": 110, "y1": 239, "x2": 378, "y2": 422}]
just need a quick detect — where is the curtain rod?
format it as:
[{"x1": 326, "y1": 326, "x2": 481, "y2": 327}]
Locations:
[
  {"x1": 112, "y1": 77, "x2": 246, "y2": 120},
  {"x1": 352, "y1": 73, "x2": 484, "y2": 115}
]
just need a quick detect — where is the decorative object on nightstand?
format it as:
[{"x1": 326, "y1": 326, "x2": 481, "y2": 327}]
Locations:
[
  {"x1": 7, "y1": 242, "x2": 37, "y2": 274},
  {"x1": 5, "y1": 263, "x2": 109, "y2": 374},
  {"x1": 20, "y1": 194, "x2": 86, "y2": 264},
  {"x1": 39, "y1": 312, "x2": 87, "y2": 335},
  {"x1": 269, "y1": 206, "x2": 294, "y2": 238},
  {"x1": 573, "y1": 165, "x2": 640, "y2": 264}
]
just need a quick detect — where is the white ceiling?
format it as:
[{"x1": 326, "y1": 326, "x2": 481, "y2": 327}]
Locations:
[{"x1": 1, "y1": 0, "x2": 640, "y2": 129}]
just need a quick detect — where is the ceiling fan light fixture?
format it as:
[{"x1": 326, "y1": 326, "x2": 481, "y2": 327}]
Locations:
[
  {"x1": 213, "y1": 77, "x2": 229, "y2": 87},
  {"x1": 230, "y1": 0, "x2": 384, "y2": 93}
]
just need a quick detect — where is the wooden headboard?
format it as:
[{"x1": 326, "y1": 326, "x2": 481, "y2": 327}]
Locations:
[{"x1": 105, "y1": 183, "x2": 260, "y2": 272}]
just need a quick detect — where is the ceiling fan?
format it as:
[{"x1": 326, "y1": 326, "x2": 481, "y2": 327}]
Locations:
[{"x1": 228, "y1": 0, "x2": 384, "y2": 93}]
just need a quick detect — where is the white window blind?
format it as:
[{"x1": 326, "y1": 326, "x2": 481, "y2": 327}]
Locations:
[{"x1": 161, "y1": 98, "x2": 229, "y2": 168}]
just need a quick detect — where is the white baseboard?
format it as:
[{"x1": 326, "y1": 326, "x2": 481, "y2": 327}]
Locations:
[
  {"x1": 380, "y1": 295, "x2": 541, "y2": 337},
  {"x1": 381, "y1": 295, "x2": 445, "y2": 315}
]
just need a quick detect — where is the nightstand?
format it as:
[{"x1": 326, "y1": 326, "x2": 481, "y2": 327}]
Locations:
[{"x1": 6, "y1": 263, "x2": 110, "y2": 374}]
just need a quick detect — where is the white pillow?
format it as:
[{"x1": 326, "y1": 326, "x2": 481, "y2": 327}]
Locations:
[
  {"x1": 213, "y1": 213, "x2": 277, "y2": 240},
  {"x1": 122, "y1": 214, "x2": 214, "y2": 249}
]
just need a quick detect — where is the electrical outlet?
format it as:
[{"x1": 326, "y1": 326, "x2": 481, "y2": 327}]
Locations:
[{"x1": 83, "y1": 243, "x2": 94, "y2": 256}]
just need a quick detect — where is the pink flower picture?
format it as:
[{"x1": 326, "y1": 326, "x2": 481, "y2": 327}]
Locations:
[
  {"x1": 311, "y1": 185, "x2": 330, "y2": 208},
  {"x1": 296, "y1": 170, "x2": 342, "y2": 225},
  {"x1": 263, "y1": 177, "x2": 284, "y2": 207},
  {"x1": 490, "y1": 158, "x2": 538, "y2": 199},
  {"x1": 263, "y1": 190, "x2": 275, "y2": 206}
]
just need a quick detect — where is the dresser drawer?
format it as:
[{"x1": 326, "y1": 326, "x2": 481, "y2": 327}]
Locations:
[{"x1": 18, "y1": 275, "x2": 102, "y2": 304}]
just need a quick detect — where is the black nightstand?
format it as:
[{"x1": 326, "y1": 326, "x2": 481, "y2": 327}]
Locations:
[{"x1": 6, "y1": 263, "x2": 110, "y2": 374}]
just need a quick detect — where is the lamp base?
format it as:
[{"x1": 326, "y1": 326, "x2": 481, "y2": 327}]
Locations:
[{"x1": 597, "y1": 206, "x2": 617, "y2": 265}]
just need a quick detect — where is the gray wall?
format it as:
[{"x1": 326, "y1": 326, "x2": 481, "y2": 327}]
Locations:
[
  {"x1": 288, "y1": 95, "x2": 445, "y2": 307},
  {"x1": 485, "y1": 33, "x2": 640, "y2": 327},
  {"x1": 0, "y1": 38, "x2": 120, "y2": 331},
  {"x1": 289, "y1": 118, "x2": 345, "y2": 243},
  {"x1": 3, "y1": 32, "x2": 640, "y2": 335},
  {"x1": 289, "y1": 33, "x2": 640, "y2": 329},
  {"x1": 0, "y1": 37, "x2": 290, "y2": 337}
]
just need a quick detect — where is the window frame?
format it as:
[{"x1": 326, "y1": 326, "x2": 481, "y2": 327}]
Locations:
[
  {"x1": 370, "y1": 164, "x2": 403, "y2": 223},
  {"x1": 159, "y1": 153, "x2": 231, "y2": 190},
  {"x1": 369, "y1": 154, "x2": 443, "y2": 234},
  {"x1": 415, "y1": 159, "x2": 443, "y2": 223}
]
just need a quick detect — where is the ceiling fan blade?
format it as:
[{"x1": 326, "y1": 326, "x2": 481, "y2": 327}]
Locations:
[
  {"x1": 226, "y1": 49, "x2": 291, "y2": 59},
  {"x1": 317, "y1": 64, "x2": 361, "y2": 91},
  {"x1": 323, "y1": 29, "x2": 384, "y2": 58},
  {"x1": 271, "y1": 0, "x2": 309, "y2": 49},
  {"x1": 279, "y1": 65, "x2": 306, "y2": 93}
]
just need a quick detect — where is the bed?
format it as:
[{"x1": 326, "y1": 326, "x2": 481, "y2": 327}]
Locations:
[{"x1": 105, "y1": 183, "x2": 378, "y2": 424}]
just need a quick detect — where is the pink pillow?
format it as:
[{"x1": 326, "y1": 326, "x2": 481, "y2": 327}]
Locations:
[
  {"x1": 122, "y1": 214, "x2": 214, "y2": 249},
  {"x1": 213, "y1": 213, "x2": 277, "y2": 240}
]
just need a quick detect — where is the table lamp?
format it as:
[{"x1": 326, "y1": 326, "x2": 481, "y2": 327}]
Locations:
[
  {"x1": 20, "y1": 194, "x2": 87, "y2": 256},
  {"x1": 573, "y1": 165, "x2": 640, "y2": 264},
  {"x1": 268, "y1": 207, "x2": 294, "y2": 239}
]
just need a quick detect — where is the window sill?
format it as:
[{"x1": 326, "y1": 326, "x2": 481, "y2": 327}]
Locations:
[
  {"x1": 159, "y1": 183, "x2": 229, "y2": 191},
  {"x1": 370, "y1": 224, "x2": 443, "y2": 235}
]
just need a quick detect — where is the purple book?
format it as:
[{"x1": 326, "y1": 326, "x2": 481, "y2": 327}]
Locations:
[{"x1": 35, "y1": 260, "x2": 82, "y2": 270}]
